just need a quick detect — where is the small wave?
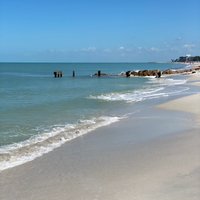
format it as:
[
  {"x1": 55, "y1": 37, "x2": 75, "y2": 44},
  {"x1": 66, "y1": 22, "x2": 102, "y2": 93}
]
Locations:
[
  {"x1": 0, "y1": 116, "x2": 121, "y2": 172},
  {"x1": 148, "y1": 77, "x2": 187, "y2": 86},
  {"x1": 183, "y1": 64, "x2": 193, "y2": 69},
  {"x1": 89, "y1": 87, "x2": 166, "y2": 103},
  {"x1": 88, "y1": 86, "x2": 190, "y2": 103}
]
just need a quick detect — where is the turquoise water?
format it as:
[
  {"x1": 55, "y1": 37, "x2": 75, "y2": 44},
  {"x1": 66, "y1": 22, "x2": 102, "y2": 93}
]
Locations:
[{"x1": 0, "y1": 62, "x2": 189, "y2": 170}]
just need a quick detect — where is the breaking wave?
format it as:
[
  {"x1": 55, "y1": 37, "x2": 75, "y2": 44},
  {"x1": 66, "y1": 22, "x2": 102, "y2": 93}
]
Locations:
[
  {"x1": 0, "y1": 116, "x2": 121, "y2": 171},
  {"x1": 89, "y1": 87, "x2": 166, "y2": 103},
  {"x1": 148, "y1": 77, "x2": 187, "y2": 86},
  {"x1": 88, "y1": 85, "x2": 189, "y2": 103}
]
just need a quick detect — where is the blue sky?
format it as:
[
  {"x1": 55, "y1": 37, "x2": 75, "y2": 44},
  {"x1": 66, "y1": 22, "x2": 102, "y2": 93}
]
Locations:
[{"x1": 0, "y1": 0, "x2": 200, "y2": 62}]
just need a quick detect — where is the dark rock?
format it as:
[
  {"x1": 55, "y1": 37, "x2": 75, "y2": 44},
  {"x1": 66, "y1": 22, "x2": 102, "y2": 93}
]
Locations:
[
  {"x1": 137, "y1": 70, "x2": 143, "y2": 76},
  {"x1": 130, "y1": 71, "x2": 138, "y2": 76},
  {"x1": 135, "y1": 69, "x2": 160, "y2": 76},
  {"x1": 126, "y1": 71, "x2": 131, "y2": 77},
  {"x1": 194, "y1": 66, "x2": 200, "y2": 71},
  {"x1": 141, "y1": 70, "x2": 149, "y2": 76},
  {"x1": 93, "y1": 72, "x2": 108, "y2": 76},
  {"x1": 162, "y1": 69, "x2": 175, "y2": 75},
  {"x1": 155, "y1": 70, "x2": 161, "y2": 78}
]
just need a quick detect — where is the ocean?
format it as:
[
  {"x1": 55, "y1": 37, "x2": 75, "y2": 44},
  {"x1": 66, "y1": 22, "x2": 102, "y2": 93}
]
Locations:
[{"x1": 0, "y1": 62, "x2": 190, "y2": 171}]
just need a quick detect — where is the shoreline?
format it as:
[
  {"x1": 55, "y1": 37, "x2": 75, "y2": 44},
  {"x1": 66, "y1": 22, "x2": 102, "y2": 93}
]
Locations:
[
  {"x1": 0, "y1": 73, "x2": 199, "y2": 199},
  {"x1": 157, "y1": 93, "x2": 200, "y2": 124}
]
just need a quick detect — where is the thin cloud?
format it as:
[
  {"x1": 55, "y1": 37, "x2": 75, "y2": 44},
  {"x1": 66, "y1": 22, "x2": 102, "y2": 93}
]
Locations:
[
  {"x1": 183, "y1": 44, "x2": 195, "y2": 49},
  {"x1": 176, "y1": 37, "x2": 182, "y2": 41},
  {"x1": 103, "y1": 48, "x2": 112, "y2": 53},
  {"x1": 118, "y1": 46, "x2": 132, "y2": 53},
  {"x1": 119, "y1": 46, "x2": 125, "y2": 51},
  {"x1": 149, "y1": 47, "x2": 160, "y2": 52},
  {"x1": 81, "y1": 47, "x2": 97, "y2": 52}
]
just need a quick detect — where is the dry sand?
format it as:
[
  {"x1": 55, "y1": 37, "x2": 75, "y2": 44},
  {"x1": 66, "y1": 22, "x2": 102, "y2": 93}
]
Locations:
[
  {"x1": 158, "y1": 71, "x2": 200, "y2": 123},
  {"x1": 158, "y1": 94, "x2": 200, "y2": 124},
  {"x1": 189, "y1": 71, "x2": 200, "y2": 86}
]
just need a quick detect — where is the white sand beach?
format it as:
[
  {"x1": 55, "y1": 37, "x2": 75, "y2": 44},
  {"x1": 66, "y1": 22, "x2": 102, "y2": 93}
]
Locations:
[
  {"x1": 158, "y1": 94, "x2": 200, "y2": 124},
  {"x1": 1, "y1": 0, "x2": 200, "y2": 198},
  {"x1": 189, "y1": 70, "x2": 200, "y2": 86}
]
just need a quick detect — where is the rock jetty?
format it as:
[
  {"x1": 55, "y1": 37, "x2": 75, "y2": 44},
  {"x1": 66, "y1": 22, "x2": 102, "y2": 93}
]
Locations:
[
  {"x1": 123, "y1": 69, "x2": 161, "y2": 77},
  {"x1": 162, "y1": 66, "x2": 200, "y2": 75},
  {"x1": 91, "y1": 65, "x2": 200, "y2": 78},
  {"x1": 123, "y1": 66, "x2": 200, "y2": 77}
]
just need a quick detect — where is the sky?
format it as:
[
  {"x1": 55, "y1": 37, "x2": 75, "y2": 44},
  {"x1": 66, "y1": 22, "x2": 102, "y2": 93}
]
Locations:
[{"x1": 0, "y1": 0, "x2": 200, "y2": 62}]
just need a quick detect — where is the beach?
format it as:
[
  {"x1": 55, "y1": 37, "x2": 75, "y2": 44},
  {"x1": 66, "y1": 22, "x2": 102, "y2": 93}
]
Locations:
[
  {"x1": 1, "y1": 0, "x2": 200, "y2": 198},
  {"x1": 0, "y1": 71, "x2": 199, "y2": 200}
]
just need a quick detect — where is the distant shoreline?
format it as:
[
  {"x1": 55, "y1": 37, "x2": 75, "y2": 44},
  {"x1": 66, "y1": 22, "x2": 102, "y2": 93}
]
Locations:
[{"x1": 0, "y1": 61, "x2": 192, "y2": 64}]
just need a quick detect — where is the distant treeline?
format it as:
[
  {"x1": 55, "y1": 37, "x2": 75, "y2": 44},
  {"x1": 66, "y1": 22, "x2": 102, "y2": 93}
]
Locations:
[{"x1": 172, "y1": 56, "x2": 200, "y2": 62}]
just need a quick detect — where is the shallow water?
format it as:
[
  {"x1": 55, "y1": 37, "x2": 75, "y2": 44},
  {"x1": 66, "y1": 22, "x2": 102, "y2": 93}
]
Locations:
[{"x1": 0, "y1": 62, "x2": 192, "y2": 170}]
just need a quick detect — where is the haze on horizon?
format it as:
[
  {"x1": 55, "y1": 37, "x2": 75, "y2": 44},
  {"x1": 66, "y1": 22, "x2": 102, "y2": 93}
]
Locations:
[{"x1": 0, "y1": 0, "x2": 200, "y2": 62}]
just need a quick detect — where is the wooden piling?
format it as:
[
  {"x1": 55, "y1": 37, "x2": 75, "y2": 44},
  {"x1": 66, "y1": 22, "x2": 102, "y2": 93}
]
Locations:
[
  {"x1": 98, "y1": 70, "x2": 101, "y2": 77},
  {"x1": 54, "y1": 71, "x2": 63, "y2": 78},
  {"x1": 72, "y1": 70, "x2": 75, "y2": 77}
]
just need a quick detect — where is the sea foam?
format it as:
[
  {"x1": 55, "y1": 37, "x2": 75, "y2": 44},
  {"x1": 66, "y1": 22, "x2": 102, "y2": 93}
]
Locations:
[
  {"x1": 148, "y1": 77, "x2": 187, "y2": 86},
  {"x1": 88, "y1": 81, "x2": 189, "y2": 103},
  {"x1": 0, "y1": 116, "x2": 121, "y2": 172},
  {"x1": 89, "y1": 87, "x2": 167, "y2": 103}
]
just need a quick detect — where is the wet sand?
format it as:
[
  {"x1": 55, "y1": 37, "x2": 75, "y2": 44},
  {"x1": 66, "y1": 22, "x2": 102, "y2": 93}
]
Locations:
[{"x1": 0, "y1": 74, "x2": 199, "y2": 200}]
